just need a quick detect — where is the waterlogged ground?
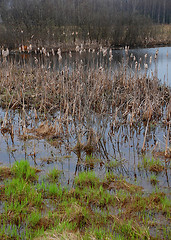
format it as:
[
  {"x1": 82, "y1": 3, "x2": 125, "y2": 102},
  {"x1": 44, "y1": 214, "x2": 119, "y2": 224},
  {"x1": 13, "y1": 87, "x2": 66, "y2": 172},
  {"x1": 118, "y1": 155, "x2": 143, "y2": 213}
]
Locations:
[
  {"x1": 0, "y1": 161, "x2": 170, "y2": 239},
  {"x1": 0, "y1": 46, "x2": 170, "y2": 239},
  {"x1": 0, "y1": 107, "x2": 170, "y2": 192}
]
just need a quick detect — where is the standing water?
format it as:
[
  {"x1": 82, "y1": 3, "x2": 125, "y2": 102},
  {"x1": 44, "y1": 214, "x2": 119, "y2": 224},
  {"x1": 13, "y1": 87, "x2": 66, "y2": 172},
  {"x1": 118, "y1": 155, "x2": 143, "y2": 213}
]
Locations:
[{"x1": 0, "y1": 46, "x2": 170, "y2": 192}]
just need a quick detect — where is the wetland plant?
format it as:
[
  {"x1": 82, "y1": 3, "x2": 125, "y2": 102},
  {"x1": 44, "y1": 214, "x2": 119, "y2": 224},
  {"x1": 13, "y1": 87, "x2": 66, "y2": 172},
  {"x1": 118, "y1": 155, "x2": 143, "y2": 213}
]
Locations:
[
  {"x1": 11, "y1": 160, "x2": 38, "y2": 181},
  {"x1": 74, "y1": 171, "x2": 100, "y2": 188},
  {"x1": 46, "y1": 168, "x2": 61, "y2": 182},
  {"x1": 0, "y1": 161, "x2": 170, "y2": 240},
  {"x1": 150, "y1": 174, "x2": 159, "y2": 185},
  {"x1": 138, "y1": 156, "x2": 164, "y2": 173}
]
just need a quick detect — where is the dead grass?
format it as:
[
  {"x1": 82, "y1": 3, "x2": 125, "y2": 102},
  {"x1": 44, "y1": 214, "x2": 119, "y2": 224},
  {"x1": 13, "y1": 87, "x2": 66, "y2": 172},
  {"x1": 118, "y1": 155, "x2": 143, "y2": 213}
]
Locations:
[
  {"x1": 0, "y1": 59, "x2": 170, "y2": 126},
  {"x1": 153, "y1": 150, "x2": 171, "y2": 159},
  {"x1": 0, "y1": 166, "x2": 12, "y2": 180},
  {"x1": 34, "y1": 230, "x2": 83, "y2": 240}
]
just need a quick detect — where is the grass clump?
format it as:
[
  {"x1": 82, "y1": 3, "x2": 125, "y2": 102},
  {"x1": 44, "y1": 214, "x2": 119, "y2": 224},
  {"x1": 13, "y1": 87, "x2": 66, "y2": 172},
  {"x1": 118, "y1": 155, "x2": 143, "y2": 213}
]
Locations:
[
  {"x1": 26, "y1": 210, "x2": 42, "y2": 228},
  {"x1": 11, "y1": 160, "x2": 38, "y2": 181},
  {"x1": 74, "y1": 171, "x2": 100, "y2": 188},
  {"x1": 150, "y1": 174, "x2": 159, "y2": 185},
  {"x1": 0, "y1": 162, "x2": 170, "y2": 240},
  {"x1": 84, "y1": 154, "x2": 101, "y2": 167},
  {"x1": 4, "y1": 178, "x2": 43, "y2": 208},
  {"x1": 47, "y1": 168, "x2": 61, "y2": 182},
  {"x1": 105, "y1": 159, "x2": 125, "y2": 169},
  {"x1": 47, "y1": 183, "x2": 63, "y2": 198},
  {"x1": 138, "y1": 156, "x2": 164, "y2": 173}
]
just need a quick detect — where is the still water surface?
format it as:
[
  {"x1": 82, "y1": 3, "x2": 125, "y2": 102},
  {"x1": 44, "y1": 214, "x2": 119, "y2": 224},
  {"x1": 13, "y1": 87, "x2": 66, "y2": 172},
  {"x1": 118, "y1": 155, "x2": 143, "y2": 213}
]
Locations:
[
  {"x1": 6, "y1": 46, "x2": 171, "y2": 85},
  {"x1": 0, "y1": 46, "x2": 170, "y2": 191}
]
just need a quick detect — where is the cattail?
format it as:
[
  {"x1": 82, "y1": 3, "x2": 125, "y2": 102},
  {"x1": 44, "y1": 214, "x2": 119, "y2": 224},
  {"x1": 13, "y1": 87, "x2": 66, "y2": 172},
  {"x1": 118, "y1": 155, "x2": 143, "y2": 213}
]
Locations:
[
  {"x1": 22, "y1": 45, "x2": 25, "y2": 52},
  {"x1": 102, "y1": 48, "x2": 107, "y2": 57},
  {"x1": 2, "y1": 48, "x2": 9, "y2": 57},
  {"x1": 58, "y1": 54, "x2": 62, "y2": 61},
  {"x1": 57, "y1": 48, "x2": 61, "y2": 56},
  {"x1": 75, "y1": 45, "x2": 79, "y2": 52},
  {"x1": 125, "y1": 46, "x2": 128, "y2": 54},
  {"x1": 42, "y1": 47, "x2": 46, "y2": 55},
  {"x1": 166, "y1": 51, "x2": 168, "y2": 57},
  {"x1": 34, "y1": 109, "x2": 38, "y2": 120},
  {"x1": 135, "y1": 61, "x2": 138, "y2": 69},
  {"x1": 52, "y1": 48, "x2": 55, "y2": 56},
  {"x1": 138, "y1": 63, "x2": 141, "y2": 71},
  {"x1": 144, "y1": 63, "x2": 148, "y2": 69},
  {"x1": 109, "y1": 55, "x2": 113, "y2": 61},
  {"x1": 34, "y1": 57, "x2": 38, "y2": 64}
]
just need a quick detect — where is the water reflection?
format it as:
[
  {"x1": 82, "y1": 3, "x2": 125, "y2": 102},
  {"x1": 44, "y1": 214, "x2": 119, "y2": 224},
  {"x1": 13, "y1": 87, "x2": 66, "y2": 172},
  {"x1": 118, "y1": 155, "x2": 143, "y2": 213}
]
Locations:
[
  {"x1": 0, "y1": 106, "x2": 170, "y2": 191},
  {"x1": 1, "y1": 46, "x2": 171, "y2": 85},
  {"x1": 0, "y1": 46, "x2": 170, "y2": 192}
]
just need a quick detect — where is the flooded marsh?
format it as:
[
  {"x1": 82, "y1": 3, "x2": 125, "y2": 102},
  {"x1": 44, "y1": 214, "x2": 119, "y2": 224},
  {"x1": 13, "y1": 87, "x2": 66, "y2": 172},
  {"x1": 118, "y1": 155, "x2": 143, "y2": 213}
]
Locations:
[{"x1": 0, "y1": 46, "x2": 171, "y2": 239}]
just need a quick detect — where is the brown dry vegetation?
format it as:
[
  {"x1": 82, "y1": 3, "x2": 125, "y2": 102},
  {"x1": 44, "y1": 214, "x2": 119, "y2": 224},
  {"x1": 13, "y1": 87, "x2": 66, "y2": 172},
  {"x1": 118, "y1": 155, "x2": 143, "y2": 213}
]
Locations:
[
  {"x1": 0, "y1": 59, "x2": 170, "y2": 125},
  {"x1": 0, "y1": 167, "x2": 12, "y2": 180}
]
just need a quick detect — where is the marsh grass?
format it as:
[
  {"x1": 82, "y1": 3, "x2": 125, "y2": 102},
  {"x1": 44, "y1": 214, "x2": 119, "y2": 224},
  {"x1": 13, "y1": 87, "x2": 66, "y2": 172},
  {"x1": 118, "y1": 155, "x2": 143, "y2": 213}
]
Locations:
[
  {"x1": 0, "y1": 51, "x2": 170, "y2": 168},
  {"x1": 74, "y1": 171, "x2": 100, "y2": 188},
  {"x1": 46, "y1": 168, "x2": 61, "y2": 182},
  {"x1": 0, "y1": 55, "x2": 170, "y2": 126},
  {"x1": 11, "y1": 160, "x2": 39, "y2": 181},
  {"x1": 150, "y1": 174, "x2": 159, "y2": 185},
  {"x1": 138, "y1": 156, "x2": 164, "y2": 173},
  {"x1": 0, "y1": 161, "x2": 170, "y2": 239},
  {"x1": 105, "y1": 159, "x2": 126, "y2": 169}
]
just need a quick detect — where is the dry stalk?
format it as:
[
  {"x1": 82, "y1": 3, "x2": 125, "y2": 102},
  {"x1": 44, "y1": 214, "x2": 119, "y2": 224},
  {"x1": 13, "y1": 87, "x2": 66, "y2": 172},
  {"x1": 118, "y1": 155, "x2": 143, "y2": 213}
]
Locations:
[
  {"x1": 142, "y1": 118, "x2": 149, "y2": 152},
  {"x1": 165, "y1": 122, "x2": 170, "y2": 156}
]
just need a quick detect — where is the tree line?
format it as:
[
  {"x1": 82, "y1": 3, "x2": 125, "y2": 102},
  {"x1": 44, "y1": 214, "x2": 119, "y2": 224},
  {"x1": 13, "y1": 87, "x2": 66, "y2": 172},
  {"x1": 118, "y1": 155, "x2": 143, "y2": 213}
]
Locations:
[{"x1": 0, "y1": 0, "x2": 170, "y2": 48}]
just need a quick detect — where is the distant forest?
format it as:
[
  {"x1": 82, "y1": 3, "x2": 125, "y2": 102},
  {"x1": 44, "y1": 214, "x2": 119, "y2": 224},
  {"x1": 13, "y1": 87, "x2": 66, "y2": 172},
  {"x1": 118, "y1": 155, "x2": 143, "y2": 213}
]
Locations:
[{"x1": 0, "y1": 0, "x2": 171, "y2": 48}]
